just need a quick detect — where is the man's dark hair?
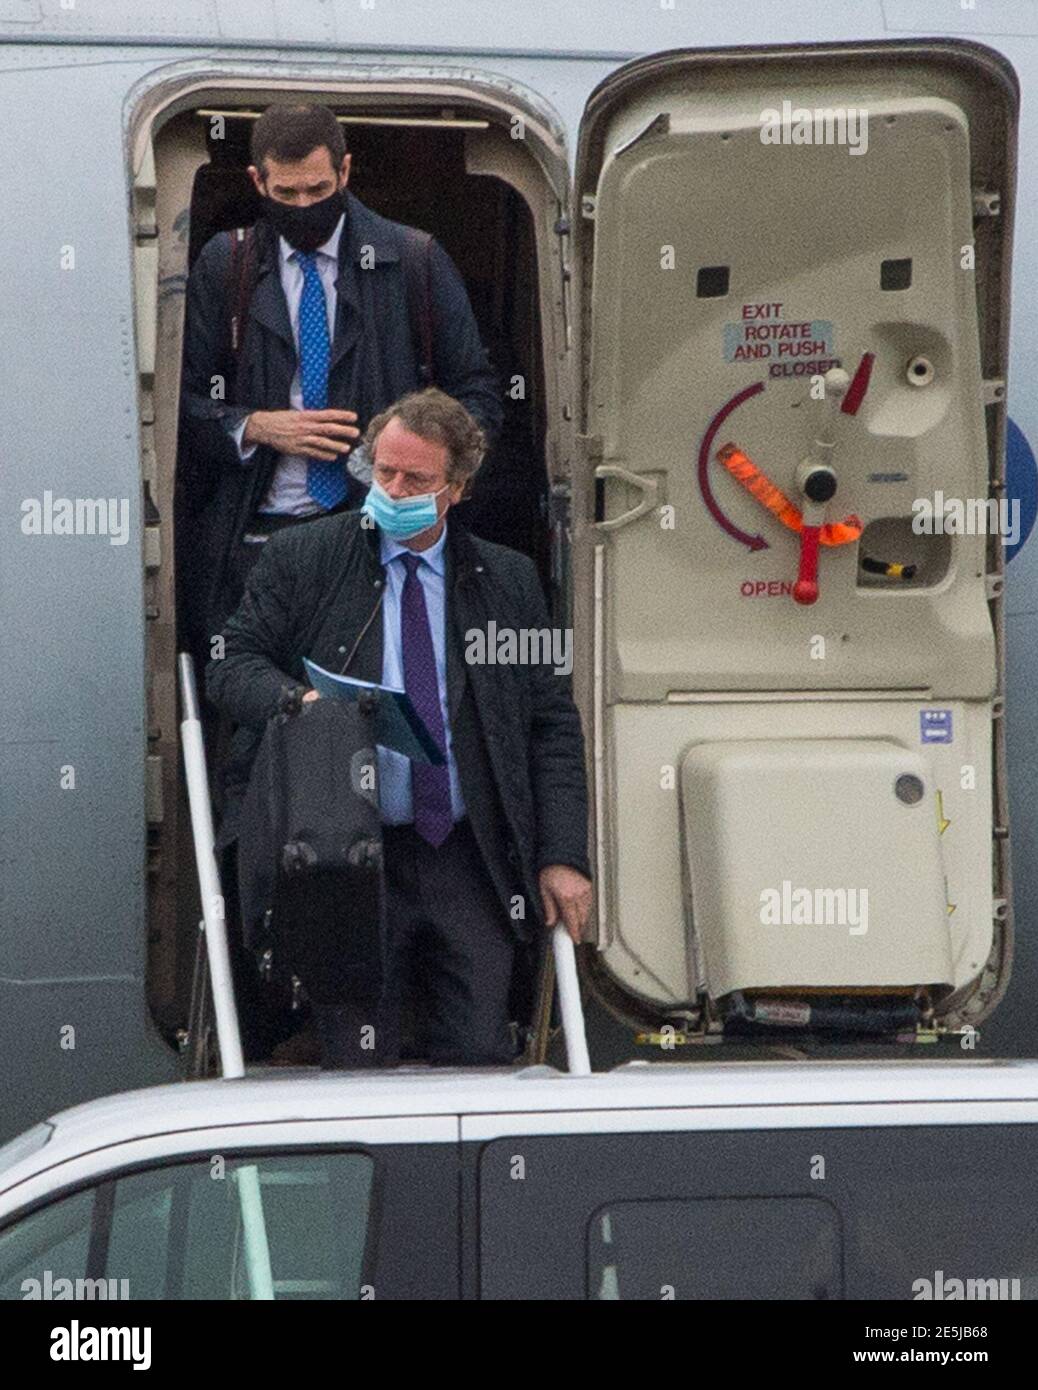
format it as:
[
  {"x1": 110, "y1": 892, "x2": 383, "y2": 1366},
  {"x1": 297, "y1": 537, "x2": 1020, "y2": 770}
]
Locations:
[{"x1": 250, "y1": 103, "x2": 347, "y2": 174}]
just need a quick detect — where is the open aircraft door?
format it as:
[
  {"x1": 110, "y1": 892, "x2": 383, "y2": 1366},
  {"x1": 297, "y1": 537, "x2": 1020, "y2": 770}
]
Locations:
[{"x1": 568, "y1": 40, "x2": 1018, "y2": 1041}]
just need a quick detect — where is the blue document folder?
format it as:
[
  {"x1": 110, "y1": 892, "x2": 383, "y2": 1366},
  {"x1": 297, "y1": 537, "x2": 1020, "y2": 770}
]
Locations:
[{"x1": 303, "y1": 658, "x2": 445, "y2": 766}]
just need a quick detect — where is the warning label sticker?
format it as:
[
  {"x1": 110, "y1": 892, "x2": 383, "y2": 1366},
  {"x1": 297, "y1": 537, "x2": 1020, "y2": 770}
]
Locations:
[{"x1": 724, "y1": 302, "x2": 835, "y2": 367}]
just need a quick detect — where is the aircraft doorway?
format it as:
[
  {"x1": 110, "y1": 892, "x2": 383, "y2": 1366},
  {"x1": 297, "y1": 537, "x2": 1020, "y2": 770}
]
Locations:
[{"x1": 138, "y1": 87, "x2": 570, "y2": 1058}]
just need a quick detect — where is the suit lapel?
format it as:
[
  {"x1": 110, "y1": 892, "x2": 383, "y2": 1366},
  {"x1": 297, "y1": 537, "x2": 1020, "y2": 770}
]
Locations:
[
  {"x1": 329, "y1": 192, "x2": 401, "y2": 373},
  {"x1": 250, "y1": 195, "x2": 402, "y2": 381},
  {"x1": 329, "y1": 258, "x2": 362, "y2": 371},
  {"x1": 248, "y1": 257, "x2": 295, "y2": 355}
]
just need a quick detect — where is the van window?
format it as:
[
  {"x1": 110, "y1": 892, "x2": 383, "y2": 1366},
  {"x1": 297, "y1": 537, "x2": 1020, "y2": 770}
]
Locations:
[
  {"x1": 588, "y1": 1197, "x2": 841, "y2": 1300},
  {"x1": 0, "y1": 1151, "x2": 374, "y2": 1300},
  {"x1": 0, "y1": 1188, "x2": 94, "y2": 1300}
]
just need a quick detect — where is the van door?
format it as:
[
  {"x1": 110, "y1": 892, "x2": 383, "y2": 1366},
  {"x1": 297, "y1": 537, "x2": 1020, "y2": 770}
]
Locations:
[
  {"x1": 569, "y1": 41, "x2": 1017, "y2": 1039},
  {"x1": 467, "y1": 1107, "x2": 1038, "y2": 1300}
]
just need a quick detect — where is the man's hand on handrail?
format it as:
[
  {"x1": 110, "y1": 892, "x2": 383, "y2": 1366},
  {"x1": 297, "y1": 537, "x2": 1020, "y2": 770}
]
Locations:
[{"x1": 539, "y1": 865, "x2": 592, "y2": 945}]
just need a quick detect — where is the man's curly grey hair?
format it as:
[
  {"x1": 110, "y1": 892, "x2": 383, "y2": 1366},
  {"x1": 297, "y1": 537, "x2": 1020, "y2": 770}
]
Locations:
[{"x1": 364, "y1": 387, "x2": 487, "y2": 497}]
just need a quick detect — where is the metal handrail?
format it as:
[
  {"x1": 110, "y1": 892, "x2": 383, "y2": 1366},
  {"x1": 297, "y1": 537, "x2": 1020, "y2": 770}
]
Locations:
[
  {"x1": 552, "y1": 925, "x2": 591, "y2": 1075},
  {"x1": 177, "y1": 653, "x2": 245, "y2": 1080}
]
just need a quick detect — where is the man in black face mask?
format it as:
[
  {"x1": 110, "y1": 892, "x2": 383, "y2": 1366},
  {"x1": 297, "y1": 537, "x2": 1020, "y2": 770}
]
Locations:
[{"x1": 178, "y1": 102, "x2": 502, "y2": 656}]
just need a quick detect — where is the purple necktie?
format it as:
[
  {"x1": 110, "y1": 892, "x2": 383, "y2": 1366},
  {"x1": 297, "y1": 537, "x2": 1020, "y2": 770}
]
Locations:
[{"x1": 400, "y1": 553, "x2": 453, "y2": 846}]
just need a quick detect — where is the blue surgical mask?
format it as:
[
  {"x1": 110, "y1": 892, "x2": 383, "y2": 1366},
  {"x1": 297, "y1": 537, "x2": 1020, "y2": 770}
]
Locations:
[{"x1": 362, "y1": 479, "x2": 449, "y2": 540}]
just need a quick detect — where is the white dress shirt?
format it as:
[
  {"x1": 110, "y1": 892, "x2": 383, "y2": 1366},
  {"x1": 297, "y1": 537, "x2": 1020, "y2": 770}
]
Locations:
[{"x1": 233, "y1": 215, "x2": 345, "y2": 516}]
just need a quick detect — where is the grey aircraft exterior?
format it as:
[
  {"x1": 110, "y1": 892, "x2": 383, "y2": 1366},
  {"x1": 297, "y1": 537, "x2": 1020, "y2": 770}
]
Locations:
[{"x1": 3, "y1": 0, "x2": 1038, "y2": 1143}]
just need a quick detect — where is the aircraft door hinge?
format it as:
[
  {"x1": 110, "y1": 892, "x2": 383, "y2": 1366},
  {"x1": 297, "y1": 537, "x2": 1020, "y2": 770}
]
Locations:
[
  {"x1": 548, "y1": 482, "x2": 572, "y2": 606},
  {"x1": 972, "y1": 189, "x2": 1001, "y2": 218},
  {"x1": 132, "y1": 141, "x2": 157, "y2": 240},
  {"x1": 146, "y1": 755, "x2": 164, "y2": 824},
  {"x1": 140, "y1": 418, "x2": 157, "y2": 488}
]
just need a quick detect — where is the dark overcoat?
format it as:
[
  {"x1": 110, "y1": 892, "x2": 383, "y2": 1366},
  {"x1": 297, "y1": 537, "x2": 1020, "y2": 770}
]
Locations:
[{"x1": 179, "y1": 190, "x2": 502, "y2": 638}]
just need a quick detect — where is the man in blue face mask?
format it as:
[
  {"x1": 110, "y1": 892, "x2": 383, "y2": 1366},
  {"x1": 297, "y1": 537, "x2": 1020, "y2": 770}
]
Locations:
[
  {"x1": 209, "y1": 388, "x2": 592, "y2": 1068},
  {"x1": 357, "y1": 425, "x2": 457, "y2": 546}
]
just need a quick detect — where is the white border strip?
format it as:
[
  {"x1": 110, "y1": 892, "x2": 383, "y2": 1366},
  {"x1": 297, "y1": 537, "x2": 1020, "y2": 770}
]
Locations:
[{"x1": 461, "y1": 1098, "x2": 1038, "y2": 1141}]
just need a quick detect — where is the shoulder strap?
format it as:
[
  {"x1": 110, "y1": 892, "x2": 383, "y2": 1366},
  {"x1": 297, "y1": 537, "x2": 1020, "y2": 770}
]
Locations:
[
  {"x1": 226, "y1": 225, "x2": 258, "y2": 362},
  {"x1": 401, "y1": 227, "x2": 435, "y2": 388}
]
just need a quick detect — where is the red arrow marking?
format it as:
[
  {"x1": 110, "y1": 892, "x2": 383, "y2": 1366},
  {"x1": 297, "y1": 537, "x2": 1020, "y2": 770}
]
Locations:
[
  {"x1": 841, "y1": 351, "x2": 874, "y2": 415},
  {"x1": 698, "y1": 381, "x2": 769, "y2": 550}
]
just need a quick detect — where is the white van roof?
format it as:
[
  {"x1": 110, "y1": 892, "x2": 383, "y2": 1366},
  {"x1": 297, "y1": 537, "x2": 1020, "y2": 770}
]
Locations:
[{"x1": 7, "y1": 1056, "x2": 1038, "y2": 1180}]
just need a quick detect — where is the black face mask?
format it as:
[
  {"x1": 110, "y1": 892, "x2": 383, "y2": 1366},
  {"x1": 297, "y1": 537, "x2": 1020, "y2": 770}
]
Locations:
[{"x1": 261, "y1": 186, "x2": 345, "y2": 253}]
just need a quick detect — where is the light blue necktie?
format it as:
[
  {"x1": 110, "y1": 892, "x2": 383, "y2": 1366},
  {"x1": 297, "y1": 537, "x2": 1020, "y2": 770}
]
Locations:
[{"x1": 296, "y1": 250, "x2": 348, "y2": 510}]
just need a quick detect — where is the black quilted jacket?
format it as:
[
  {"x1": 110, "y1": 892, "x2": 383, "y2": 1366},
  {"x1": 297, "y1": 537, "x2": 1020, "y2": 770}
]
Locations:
[{"x1": 207, "y1": 512, "x2": 591, "y2": 939}]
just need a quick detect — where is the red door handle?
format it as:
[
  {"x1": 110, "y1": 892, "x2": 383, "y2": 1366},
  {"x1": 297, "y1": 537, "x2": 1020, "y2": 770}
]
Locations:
[{"x1": 794, "y1": 523, "x2": 821, "y2": 605}]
